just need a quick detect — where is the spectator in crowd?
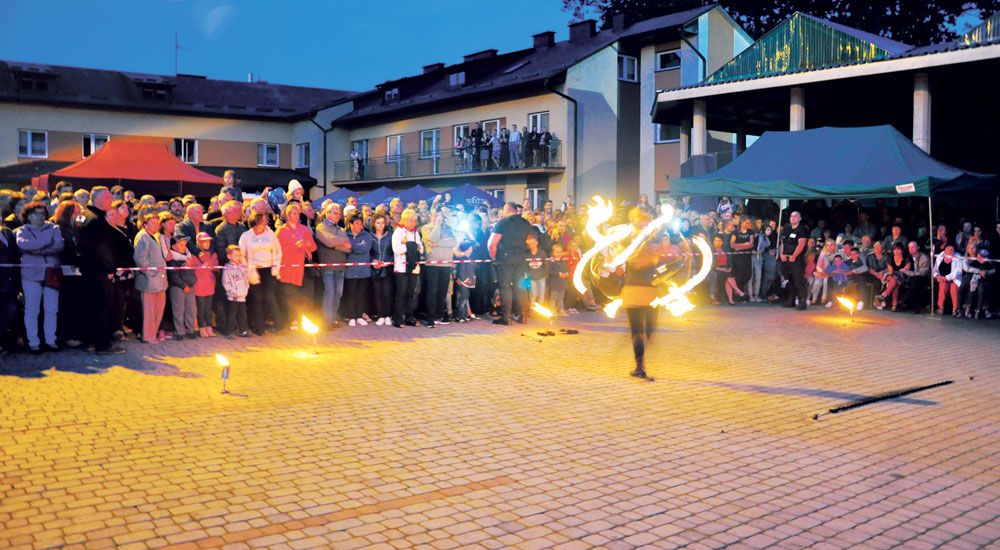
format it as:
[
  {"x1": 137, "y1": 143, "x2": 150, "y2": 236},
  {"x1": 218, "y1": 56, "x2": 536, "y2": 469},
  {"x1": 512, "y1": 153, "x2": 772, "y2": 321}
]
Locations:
[
  {"x1": 176, "y1": 203, "x2": 211, "y2": 256},
  {"x1": 77, "y1": 186, "x2": 125, "y2": 354},
  {"x1": 422, "y1": 209, "x2": 457, "y2": 328},
  {"x1": 240, "y1": 212, "x2": 282, "y2": 336},
  {"x1": 166, "y1": 236, "x2": 197, "y2": 340},
  {"x1": 526, "y1": 233, "x2": 549, "y2": 309},
  {"x1": 343, "y1": 212, "x2": 372, "y2": 327},
  {"x1": 274, "y1": 202, "x2": 316, "y2": 330},
  {"x1": 51, "y1": 200, "x2": 83, "y2": 348},
  {"x1": 392, "y1": 208, "x2": 423, "y2": 328},
  {"x1": 315, "y1": 203, "x2": 351, "y2": 329},
  {"x1": 883, "y1": 223, "x2": 908, "y2": 252},
  {"x1": 192, "y1": 233, "x2": 217, "y2": 338},
  {"x1": 864, "y1": 241, "x2": 889, "y2": 309},
  {"x1": 0, "y1": 215, "x2": 17, "y2": 354},
  {"x1": 876, "y1": 243, "x2": 911, "y2": 311},
  {"x1": 222, "y1": 169, "x2": 243, "y2": 203},
  {"x1": 489, "y1": 202, "x2": 531, "y2": 325},
  {"x1": 810, "y1": 239, "x2": 838, "y2": 307},
  {"x1": 133, "y1": 213, "x2": 168, "y2": 344},
  {"x1": 369, "y1": 213, "x2": 394, "y2": 326},
  {"x1": 730, "y1": 217, "x2": 754, "y2": 299},
  {"x1": 901, "y1": 240, "x2": 931, "y2": 313},
  {"x1": 221, "y1": 245, "x2": 250, "y2": 338},
  {"x1": 16, "y1": 201, "x2": 64, "y2": 353},
  {"x1": 509, "y1": 124, "x2": 521, "y2": 169},
  {"x1": 960, "y1": 248, "x2": 994, "y2": 319},
  {"x1": 933, "y1": 244, "x2": 963, "y2": 315}
]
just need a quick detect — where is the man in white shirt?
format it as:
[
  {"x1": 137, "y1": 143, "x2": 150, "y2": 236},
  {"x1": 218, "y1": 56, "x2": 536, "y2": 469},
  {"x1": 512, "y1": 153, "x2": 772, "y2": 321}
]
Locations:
[{"x1": 508, "y1": 124, "x2": 522, "y2": 169}]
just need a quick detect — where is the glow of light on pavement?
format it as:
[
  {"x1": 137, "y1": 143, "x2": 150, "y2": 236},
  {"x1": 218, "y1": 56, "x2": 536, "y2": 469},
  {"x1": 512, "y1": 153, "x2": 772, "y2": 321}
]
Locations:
[
  {"x1": 532, "y1": 302, "x2": 553, "y2": 318},
  {"x1": 603, "y1": 299, "x2": 623, "y2": 318}
]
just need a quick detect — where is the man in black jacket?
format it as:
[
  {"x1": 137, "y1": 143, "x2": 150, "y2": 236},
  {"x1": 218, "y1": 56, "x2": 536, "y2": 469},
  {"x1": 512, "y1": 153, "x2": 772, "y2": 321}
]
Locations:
[
  {"x1": 488, "y1": 202, "x2": 531, "y2": 325},
  {"x1": 0, "y1": 219, "x2": 19, "y2": 353},
  {"x1": 77, "y1": 187, "x2": 126, "y2": 354},
  {"x1": 469, "y1": 123, "x2": 483, "y2": 172}
]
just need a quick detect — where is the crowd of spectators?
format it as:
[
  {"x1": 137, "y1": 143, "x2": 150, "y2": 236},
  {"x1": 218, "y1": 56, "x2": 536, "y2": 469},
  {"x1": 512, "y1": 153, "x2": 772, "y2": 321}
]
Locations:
[{"x1": 0, "y1": 179, "x2": 996, "y2": 356}]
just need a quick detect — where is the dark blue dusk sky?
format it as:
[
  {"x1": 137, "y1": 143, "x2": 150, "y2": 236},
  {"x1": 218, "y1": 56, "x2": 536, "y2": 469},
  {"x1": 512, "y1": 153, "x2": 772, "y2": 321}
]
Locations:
[{"x1": 0, "y1": 0, "x2": 584, "y2": 92}]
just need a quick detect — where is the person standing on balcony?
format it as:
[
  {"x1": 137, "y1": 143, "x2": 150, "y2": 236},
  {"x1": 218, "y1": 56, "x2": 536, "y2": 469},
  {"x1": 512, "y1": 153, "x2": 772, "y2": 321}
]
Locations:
[
  {"x1": 469, "y1": 122, "x2": 483, "y2": 172},
  {"x1": 539, "y1": 127, "x2": 552, "y2": 167},
  {"x1": 509, "y1": 124, "x2": 522, "y2": 169},
  {"x1": 351, "y1": 149, "x2": 363, "y2": 180},
  {"x1": 525, "y1": 127, "x2": 539, "y2": 168},
  {"x1": 500, "y1": 127, "x2": 510, "y2": 169},
  {"x1": 490, "y1": 130, "x2": 502, "y2": 171}
]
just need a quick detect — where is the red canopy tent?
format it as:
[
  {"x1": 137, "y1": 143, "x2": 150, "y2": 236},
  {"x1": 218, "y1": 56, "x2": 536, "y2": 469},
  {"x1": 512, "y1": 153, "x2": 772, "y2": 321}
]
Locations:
[
  {"x1": 30, "y1": 173, "x2": 51, "y2": 193},
  {"x1": 52, "y1": 141, "x2": 224, "y2": 198}
]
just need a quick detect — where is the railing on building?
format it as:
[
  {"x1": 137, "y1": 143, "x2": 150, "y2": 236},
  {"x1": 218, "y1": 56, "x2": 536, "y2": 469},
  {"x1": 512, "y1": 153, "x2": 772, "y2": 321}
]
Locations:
[{"x1": 334, "y1": 140, "x2": 562, "y2": 183}]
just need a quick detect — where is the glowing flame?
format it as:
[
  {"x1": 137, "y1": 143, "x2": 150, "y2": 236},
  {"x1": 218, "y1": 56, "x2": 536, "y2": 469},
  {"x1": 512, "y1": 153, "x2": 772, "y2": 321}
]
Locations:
[
  {"x1": 575, "y1": 196, "x2": 713, "y2": 318},
  {"x1": 215, "y1": 354, "x2": 230, "y2": 367},
  {"x1": 836, "y1": 297, "x2": 855, "y2": 311},
  {"x1": 532, "y1": 302, "x2": 554, "y2": 318},
  {"x1": 603, "y1": 299, "x2": 623, "y2": 318},
  {"x1": 301, "y1": 315, "x2": 319, "y2": 335}
]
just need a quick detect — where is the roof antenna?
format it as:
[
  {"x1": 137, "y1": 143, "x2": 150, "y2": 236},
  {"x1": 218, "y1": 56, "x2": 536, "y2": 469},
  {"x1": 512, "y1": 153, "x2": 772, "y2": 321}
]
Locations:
[{"x1": 174, "y1": 31, "x2": 186, "y2": 75}]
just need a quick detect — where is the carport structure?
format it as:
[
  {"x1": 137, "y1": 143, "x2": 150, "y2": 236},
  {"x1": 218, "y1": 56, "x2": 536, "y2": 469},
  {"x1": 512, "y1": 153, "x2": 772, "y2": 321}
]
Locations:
[{"x1": 652, "y1": 11, "x2": 1000, "y2": 176}]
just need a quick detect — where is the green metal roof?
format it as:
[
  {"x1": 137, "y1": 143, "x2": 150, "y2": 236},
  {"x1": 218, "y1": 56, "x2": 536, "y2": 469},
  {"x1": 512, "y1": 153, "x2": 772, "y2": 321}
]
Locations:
[
  {"x1": 705, "y1": 12, "x2": 905, "y2": 84},
  {"x1": 963, "y1": 11, "x2": 1000, "y2": 46}
]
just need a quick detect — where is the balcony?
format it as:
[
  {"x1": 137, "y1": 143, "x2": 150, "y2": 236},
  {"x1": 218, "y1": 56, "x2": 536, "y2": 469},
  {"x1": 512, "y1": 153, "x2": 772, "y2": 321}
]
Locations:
[{"x1": 334, "y1": 140, "x2": 563, "y2": 184}]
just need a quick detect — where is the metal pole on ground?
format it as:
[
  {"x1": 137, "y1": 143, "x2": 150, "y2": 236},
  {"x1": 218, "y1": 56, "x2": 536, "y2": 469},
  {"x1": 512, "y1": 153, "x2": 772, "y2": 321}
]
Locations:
[{"x1": 928, "y1": 196, "x2": 935, "y2": 316}]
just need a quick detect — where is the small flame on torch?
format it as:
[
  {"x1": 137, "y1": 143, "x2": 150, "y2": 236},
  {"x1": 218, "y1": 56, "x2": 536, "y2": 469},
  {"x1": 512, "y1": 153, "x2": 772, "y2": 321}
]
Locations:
[
  {"x1": 301, "y1": 315, "x2": 319, "y2": 335},
  {"x1": 532, "y1": 302, "x2": 554, "y2": 318},
  {"x1": 603, "y1": 299, "x2": 623, "y2": 318},
  {"x1": 215, "y1": 354, "x2": 230, "y2": 367}
]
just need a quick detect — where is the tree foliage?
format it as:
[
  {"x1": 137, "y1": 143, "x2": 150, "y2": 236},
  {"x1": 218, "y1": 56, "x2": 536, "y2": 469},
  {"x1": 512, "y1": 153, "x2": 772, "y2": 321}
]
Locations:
[{"x1": 562, "y1": 0, "x2": 1000, "y2": 45}]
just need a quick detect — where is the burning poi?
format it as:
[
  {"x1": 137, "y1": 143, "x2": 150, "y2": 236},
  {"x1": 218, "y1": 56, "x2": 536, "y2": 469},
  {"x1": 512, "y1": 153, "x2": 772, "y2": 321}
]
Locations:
[{"x1": 573, "y1": 197, "x2": 712, "y2": 378}]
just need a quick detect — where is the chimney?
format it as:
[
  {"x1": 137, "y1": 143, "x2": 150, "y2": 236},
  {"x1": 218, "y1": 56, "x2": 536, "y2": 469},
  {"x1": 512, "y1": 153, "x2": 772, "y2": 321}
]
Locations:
[
  {"x1": 612, "y1": 13, "x2": 629, "y2": 33},
  {"x1": 532, "y1": 31, "x2": 555, "y2": 49},
  {"x1": 423, "y1": 62, "x2": 445, "y2": 74},
  {"x1": 463, "y1": 49, "x2": 498, "y2": 63},
  {"x1": 569, "y1": 19, "x2": 597, "y2": 42}
]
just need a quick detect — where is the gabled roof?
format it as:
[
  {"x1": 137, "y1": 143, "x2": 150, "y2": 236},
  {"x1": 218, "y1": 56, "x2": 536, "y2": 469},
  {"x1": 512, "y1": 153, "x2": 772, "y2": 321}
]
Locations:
[
  {"x1": 334, "y1": 4, "x2": 717, "y2": 125},
  {"x1": 704, "y1": 12, "x2": 909, "y2": 85},
  {"x1": 0, "y1": 60, "x2": 356, "y2": 121}
]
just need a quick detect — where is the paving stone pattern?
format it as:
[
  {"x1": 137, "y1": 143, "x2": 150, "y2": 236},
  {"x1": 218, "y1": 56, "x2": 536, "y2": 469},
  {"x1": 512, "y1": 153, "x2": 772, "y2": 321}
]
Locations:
[{"x1": 1, "y1": 306, "x2": 998, "y2": 549}]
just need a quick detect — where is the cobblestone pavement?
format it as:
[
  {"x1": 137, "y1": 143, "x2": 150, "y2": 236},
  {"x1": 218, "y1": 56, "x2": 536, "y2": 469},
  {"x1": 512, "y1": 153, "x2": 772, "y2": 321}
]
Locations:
[{"x1": 1, "y1": 305, "x2": 998, "y2": 550}]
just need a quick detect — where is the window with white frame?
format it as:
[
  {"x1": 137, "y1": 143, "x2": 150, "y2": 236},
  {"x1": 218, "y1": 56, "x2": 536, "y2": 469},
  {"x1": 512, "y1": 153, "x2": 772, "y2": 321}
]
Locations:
[
  {"x1": 482, "y1": 119, "x2": 500, "y2": 136},
  {"x1": 82, "y1": 134, "x2": 109, "y2": 158},
  {"x1": 257, "y1": 143, "x2": 279, "y2": 167},
  {"x1": 453, "y1": 124, "x2": 469, "y2": 155},
  {"x1": 617, "y1": 55, "x2": 638, "y2": 82},
  {"x1": 654, "y1": 124, "x2": 681, "y2": 143},
  {"x1": 526, "y1": 187, "x2": 547, "y2": 211},
  {"x1": 384, "y1": 88, "x2": 399, "y2": 103},
  {"x1": 528, "y1": 112, "x2": 549, "y2": 132},
  {"x1": 656, "y1": 50, "x2": 681, "y2": 71},
  {"x1": 420, "y1": 129, "x2": 440, "y2": 159},
  {"x1": 386, "y1": 135, "x2": 402, "y2": 162},
  {"x1": 487, "y1": 189, "x2": 505, "y2": 202},
  {"x1": 174, "y1": 138, "x2": 198, "y2": 163},
  {"x1": 296, "y1": 143, "x2": 310, "y2": 168},
  {"x1": 448, "y1": 72, "x2": 465, "y2": 87},
  {"x1": 18, "y1": 130, "x2": 48, "y2": 158}
]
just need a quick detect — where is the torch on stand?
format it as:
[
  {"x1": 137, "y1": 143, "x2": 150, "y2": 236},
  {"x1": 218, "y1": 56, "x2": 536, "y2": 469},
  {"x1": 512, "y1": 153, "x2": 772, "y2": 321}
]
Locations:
[
  {"x1": 216, "y1": 354, "x2": 230, "y2": 394},
  {"x1": 301, "y1": 315, "x2": 319, "y2": 355},
  {"x1": 836, "y1": 296, "x2": 857, "y2": 321},
  {"x1": 532, "y1": 302, "x2": 554, "y2": 329}
]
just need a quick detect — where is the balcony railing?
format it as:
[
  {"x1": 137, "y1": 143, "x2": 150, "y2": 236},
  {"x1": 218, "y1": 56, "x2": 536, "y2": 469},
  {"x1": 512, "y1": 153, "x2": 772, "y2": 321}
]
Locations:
[{"x1": 334, "y1": 140, "x2": 562, "y2": 183}]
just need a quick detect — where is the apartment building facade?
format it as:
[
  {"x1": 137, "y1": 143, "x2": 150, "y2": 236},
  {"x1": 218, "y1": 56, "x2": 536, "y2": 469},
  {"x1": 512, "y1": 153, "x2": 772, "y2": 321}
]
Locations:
[{"x1": 1, "y1": 5, "x2": 750, "y2": 206}]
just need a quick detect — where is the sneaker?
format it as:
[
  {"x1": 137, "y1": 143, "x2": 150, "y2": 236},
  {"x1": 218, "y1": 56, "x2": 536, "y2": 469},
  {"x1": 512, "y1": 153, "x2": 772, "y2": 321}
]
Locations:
[
  {"x1": 357, "y1": 318, "x2": 368, "y2": 326},
  {"x1": 383, "y1": 317, "x2": 392, "y2": 325},
  {"x1": 393, "y1": 322, "x2": 404, "y2": 328},
  {"x1": 157, "y1": 330, "x2": 166, "y2": 341},
  {"x1": 568, "y1": 308, "x2": 579, "y2": 314},
  {"x1": 426, "y1": 321, "x2": 436, "y2": 328},
  {"x1": 376, "y1": 317, "x2": 386, "y2": 326},
  {"x1": 825, "y1": 301, "x2": 833, "y2": 308},
  {"x1": 857, "y1": 301, "x2": 864, "y2": 311},
  {"x1": 349, "y1": 319, "x2": 356, "y2": 327},
  {"x1": 629, "y1": 367, "x2": 647, "y2": 379},
  {"x1": 65, "y1": 339, "x2": 83, "y2": 348},
  {"x1": 469, "y1": 313, "x2": 477, "y2": 319},
  {"x1": 238, "y1": 331, "x2": 252, "y2": 338},
  {"x1": 96, "y1": 345, "x2": 126, "y2": 355},
  {"x1": 437, "y1": 319, "x2": 450, "y2": 325},
  {"x1": 492, "y1": 318, "x2": 510, "y2": 325},
  {"x1": 29, "y1": 345, "x2": 42, "y2": 355}
]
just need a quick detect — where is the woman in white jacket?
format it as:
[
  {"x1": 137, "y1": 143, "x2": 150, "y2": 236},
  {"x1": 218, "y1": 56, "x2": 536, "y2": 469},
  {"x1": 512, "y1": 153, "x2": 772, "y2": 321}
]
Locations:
[
  {"x1": 391, "y1": 209, "x2": 423, "y2": 328},
  {"x1": 933, "y1": 244, "x2": 963, "y2": 316},
  {"x1": 239, "y1": 212, "x2": 282, "y2": 335}
]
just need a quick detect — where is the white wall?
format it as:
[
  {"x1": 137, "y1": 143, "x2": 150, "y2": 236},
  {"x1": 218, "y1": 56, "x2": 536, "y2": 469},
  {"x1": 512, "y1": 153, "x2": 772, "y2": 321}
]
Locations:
[
  {"x1": 566, "y1": 44, "x2": 619, "y2": 202},
  {"x1": 639, "y1": 45, "x2": 656, "y2": 200}
]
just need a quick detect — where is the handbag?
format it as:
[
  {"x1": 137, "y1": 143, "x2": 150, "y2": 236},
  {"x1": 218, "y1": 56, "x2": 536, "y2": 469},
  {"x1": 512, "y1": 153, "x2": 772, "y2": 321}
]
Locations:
[{"x1": 44, "y1": 265, "x2": 63, "y2": 290}]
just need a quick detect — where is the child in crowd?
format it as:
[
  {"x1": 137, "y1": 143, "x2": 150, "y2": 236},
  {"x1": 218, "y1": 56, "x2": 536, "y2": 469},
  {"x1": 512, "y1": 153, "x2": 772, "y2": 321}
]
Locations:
[
  {"x1": 564, "y1": 237, "x2": 583, "y2": 313},
  {"x1": 192, "y1": 232, "x2": 217, "y2": 338},
  {"x1": 221, "y1": 244, "x2": 250, "y2": 339},
  {"x1": 824, "y1": 254, "x2": 851, "y2": 307},
  {"x1": 548, "y1": 243, "x2": 570, "y2": 316},
  {"x1": 453, "y1": 239, "x2": 476, "y2": 322},
  {"x1": 166, "y1": 236, "x2": 197, "y2": 340},
  {"x1": 526, "y1": 233, "x2": 549, "y2": 308}
]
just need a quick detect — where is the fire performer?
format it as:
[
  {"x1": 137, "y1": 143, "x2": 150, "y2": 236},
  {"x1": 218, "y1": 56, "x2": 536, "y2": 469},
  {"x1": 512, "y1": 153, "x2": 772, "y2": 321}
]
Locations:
[{"x1": 620, "y1": 208, "x2": 663, "y2": 380}]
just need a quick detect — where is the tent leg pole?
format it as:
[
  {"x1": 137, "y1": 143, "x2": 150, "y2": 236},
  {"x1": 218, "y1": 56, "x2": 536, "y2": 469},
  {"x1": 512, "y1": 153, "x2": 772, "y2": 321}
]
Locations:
[{"x1": 928, "y1": 196, "x2": 934, "y2": 317}]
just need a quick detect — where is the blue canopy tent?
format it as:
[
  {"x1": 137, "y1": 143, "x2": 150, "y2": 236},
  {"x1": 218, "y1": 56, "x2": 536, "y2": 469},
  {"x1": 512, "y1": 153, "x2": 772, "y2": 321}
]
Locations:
[
  {"x1": 672, "y1": 125, "x2": 998, "y2": 199},
  {"x1": 672, "y1": 125, "x2": 999, "y2": 315},
  {"x1": 396, "y1": 184, "x2": 437, "y2": 205},
  {"x1": 445, "y1": 183, "x2": 504, "y2": 209},
  {"x1": 311, "y1": 187, "x2": 362, "y2": 209},
  {"x1": 357, "y1": 186, "x2": 400, "y2": 206}
]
